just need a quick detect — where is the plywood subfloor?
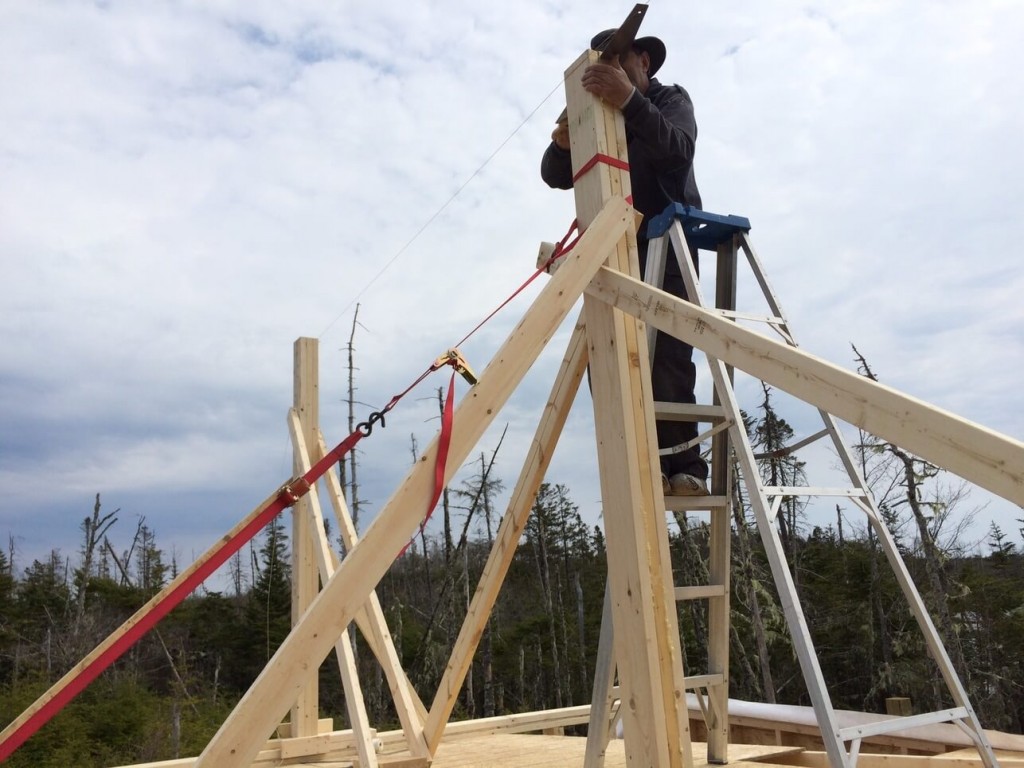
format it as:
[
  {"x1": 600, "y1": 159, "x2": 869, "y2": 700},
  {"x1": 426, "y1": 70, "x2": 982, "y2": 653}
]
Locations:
[
  {"x1": 278, "y1": 735, "x2": 802, "y2": 767},
  {"x1": 353, "y1": 735, "x2": 801, "y2": 768}
]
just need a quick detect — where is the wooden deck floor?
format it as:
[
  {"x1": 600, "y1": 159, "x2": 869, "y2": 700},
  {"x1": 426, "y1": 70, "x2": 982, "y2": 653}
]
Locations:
[
  {"x1": 112, "y1": 732, "x2": 1023, "y2": 768},
  {"x1": 280, "y1": 735, "x2": 805, "y2": 768},
  {"x1": 429, "y1": 735, "x2": 804, "y2": 768}
]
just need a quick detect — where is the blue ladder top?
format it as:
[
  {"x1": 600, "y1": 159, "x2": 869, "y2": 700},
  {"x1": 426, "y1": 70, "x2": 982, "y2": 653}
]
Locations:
[{"x1": 646, "y1": 203, "x2": 751, "y2": 250}]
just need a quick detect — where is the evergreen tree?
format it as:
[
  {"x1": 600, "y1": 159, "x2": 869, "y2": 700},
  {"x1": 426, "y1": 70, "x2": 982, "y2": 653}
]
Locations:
[
  {"x1": 134, "y1": 523, "x2": 167, "y2": 594},
  {"x1": 240, "y1": 516, "x2": 292, "y2": 682}
]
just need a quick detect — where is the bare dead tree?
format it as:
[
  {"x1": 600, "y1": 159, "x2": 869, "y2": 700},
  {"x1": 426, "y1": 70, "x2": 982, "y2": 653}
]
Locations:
[
  {"x1": 528, "y1": 499, "x2": 563, "y2": 709},
  {"x1": 343, "y1": 303, "x2": 362, "y2": 534},
  {"x1": 74, "y1": 493, "x2": 118, "y2": 624},
  {"x1": 439, "y1": 387, "x2": 454, "y2": 565},
  {"x1": 478, "y1": 452, "x2": 496, "y2": 717},
  {"x1": 409, "y1": 433, "x2": 433, "y2": 596}
]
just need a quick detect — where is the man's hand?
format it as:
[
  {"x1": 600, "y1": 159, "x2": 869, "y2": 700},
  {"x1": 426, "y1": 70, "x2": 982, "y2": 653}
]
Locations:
[
  {"x1": 581, "y1": 56, "x2": 634, "y2": 109},
  {"x1": 551, "y1": 121, "x2": 570, "y2": 150}
]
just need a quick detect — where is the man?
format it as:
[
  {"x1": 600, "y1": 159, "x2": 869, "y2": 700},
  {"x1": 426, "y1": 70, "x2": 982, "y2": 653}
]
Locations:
[{"x1": 541, "y1": 29, "x2": 708, "y2": 496}]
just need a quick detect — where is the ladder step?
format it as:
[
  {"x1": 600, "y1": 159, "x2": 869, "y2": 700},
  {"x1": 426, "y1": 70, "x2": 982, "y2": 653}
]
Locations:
[
  {"x1": 838, "y1": 707, "x2": 970, "y2": 742},
  {"x1": 675, "y1": 585, "x2": 726, "y2": 601},
  {"x1": 653, "y1": 402, "x2": 729, "y2": 423},
  {"x1": 666, "y1": 495, "x2": 729, "y2": 512},
  {"x1": 716, "y1": 309, "x2": 786, "y2": 326},
  {"x1": 763, "y1": 486, "x2": 870, "y2": 498}
]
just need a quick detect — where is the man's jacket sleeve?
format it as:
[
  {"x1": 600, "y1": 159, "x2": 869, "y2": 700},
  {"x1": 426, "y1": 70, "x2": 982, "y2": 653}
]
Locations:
[{"x1": 621, "y1": 85, "x2": 696, "y2": 172}]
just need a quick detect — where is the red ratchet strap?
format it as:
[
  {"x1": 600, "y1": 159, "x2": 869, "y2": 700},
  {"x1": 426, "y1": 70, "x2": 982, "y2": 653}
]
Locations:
[
  {"x1": 572, "y1": 152, "x2": 630, "y2": 183},
  {"x1": 400, "y1": 369, "x2": 457, "y2": 556},
  {"x1": 547, "y1": 218, "x2": 582, "y2": 266},
  {"x1": 542, "y1": 152, "x2": 633, "y2": 270},
  {"x1": 452, "y1": 264, "x2": 552, "y2": 349}
]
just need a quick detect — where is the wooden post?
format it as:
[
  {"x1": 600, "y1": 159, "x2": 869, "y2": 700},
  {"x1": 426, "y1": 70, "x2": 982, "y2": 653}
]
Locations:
[
  {"x1": 288, "y1": 409, "x2": 379, "y2": 768},
  {"x1": 886, "y1": 698, "x2": 913, "y2": 717},
  {"x1": 565, "y1": 50, "x2": 693, "y2": 768},
  {"x1": 292, "y1": 338, "x2": 320, "y2": 737}
]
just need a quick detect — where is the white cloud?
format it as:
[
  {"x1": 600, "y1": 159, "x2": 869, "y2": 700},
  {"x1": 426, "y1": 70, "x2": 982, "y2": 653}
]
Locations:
[{"x1": 2, "y1": 0, "x2": 1023, "y2": 577}]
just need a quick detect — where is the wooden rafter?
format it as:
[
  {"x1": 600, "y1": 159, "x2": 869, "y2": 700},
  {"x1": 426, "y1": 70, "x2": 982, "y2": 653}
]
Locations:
[{"x1": 585, "y1": 266, "x2": 1024, "y2": 505}]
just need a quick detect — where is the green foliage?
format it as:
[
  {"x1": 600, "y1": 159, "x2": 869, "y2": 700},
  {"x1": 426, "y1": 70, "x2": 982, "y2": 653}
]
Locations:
[
  {"x1": 237, "y1": 516, "x2": 292, "y2": 683},
  {"x1": 3, "y1": 475, "x2": 1024, "y2": 766}
]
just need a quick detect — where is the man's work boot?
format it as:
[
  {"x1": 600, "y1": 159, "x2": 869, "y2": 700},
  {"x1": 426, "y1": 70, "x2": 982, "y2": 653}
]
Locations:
[{"x1": 667, "y1": 473, "x2": 709, "y2": 497}]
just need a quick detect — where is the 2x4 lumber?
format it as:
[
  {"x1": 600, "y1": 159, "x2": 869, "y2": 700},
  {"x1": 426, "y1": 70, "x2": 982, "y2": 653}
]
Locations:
[
  {"x1": 192, "y1": 196, "x2": 633, "y2": 768},
  {"x1": 271, "y1": 725, "x2": 376, "y2": 761},
  {"x1": 315, "y1": 431, "x2": 431, "y2": 754},
  {"x1": 291, "y1": 338, "x2": 320, "y2": 737},
  {"x1": 279, "y1": 732, "x2": 362, "y2": 761},
  {"x1": 424, "y1": 314, "x2": 589, "y2": 751},
  {"x1": 288, "y1": 409, "x2": 379, "y2": 768},
  {"x1": 585, "y1": 267, "x2": 1024, "y2": 506},
  {"x1": 584, "y1": 580, "x2": 618, "y2": 768},
  {"x1": 275, "y1": 717, "x2": 336, "y2": 738},
  {"x1": 374, "y1": 705, "x2": 596, "y2": 751},
  {"x1": 440, "y1": 706, "x2": 594, "y2": 737},
  {"x1": 565, "y1": 48, "x2": 692, "y2": 768}
]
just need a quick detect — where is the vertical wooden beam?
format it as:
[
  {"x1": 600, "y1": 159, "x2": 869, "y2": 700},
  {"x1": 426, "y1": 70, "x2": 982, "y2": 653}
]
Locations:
[
  {"x1": 565, "y1": 50, "x2": 692, "y2": 768},
  {"x1": 288, "y1": 409, "x2": 378, "y2": 768},
  {"x1": 292, "y1": 338, "x2": 320, "y2": 737}
]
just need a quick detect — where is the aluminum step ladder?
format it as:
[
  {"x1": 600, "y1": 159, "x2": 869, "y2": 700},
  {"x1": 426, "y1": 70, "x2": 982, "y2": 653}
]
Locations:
[{"x1": 584, "y1": 203, "x2": 1001, "y2": 768}]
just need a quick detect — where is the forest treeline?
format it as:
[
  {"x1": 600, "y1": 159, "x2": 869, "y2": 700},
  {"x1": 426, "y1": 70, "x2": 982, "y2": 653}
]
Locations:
[{"x1": 2, "y1": 392, "x2": 1023, "y2": 767}]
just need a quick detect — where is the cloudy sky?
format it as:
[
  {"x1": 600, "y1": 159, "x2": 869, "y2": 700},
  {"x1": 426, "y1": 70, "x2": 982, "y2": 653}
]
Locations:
[{"x1": 2, "y1": 1, "x2": 1023, "y2": 582}]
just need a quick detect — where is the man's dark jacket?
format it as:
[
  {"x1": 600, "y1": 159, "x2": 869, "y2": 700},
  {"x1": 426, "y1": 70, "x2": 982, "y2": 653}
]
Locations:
[
  {"x1": 540, "y1": 78, "x2": 702, "y2": 245},
  {"x1": 540, "y1": 76, "x2": 709, "y2": 482}
]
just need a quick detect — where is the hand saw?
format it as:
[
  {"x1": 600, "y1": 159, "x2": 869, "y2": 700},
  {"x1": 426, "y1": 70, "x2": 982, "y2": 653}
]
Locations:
[{"x1": 556, "y1": 3, "x2": 648, "y2": 124}]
